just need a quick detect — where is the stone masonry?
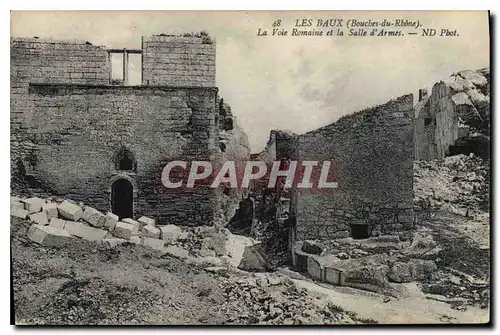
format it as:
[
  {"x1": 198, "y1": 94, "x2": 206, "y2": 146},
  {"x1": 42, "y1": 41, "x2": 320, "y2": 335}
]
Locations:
[{"x1": 10, "y1": 34, "x2": 243, "y2": 226}]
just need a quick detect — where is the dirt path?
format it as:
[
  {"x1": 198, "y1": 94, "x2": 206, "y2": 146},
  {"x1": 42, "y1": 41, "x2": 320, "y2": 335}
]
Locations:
[{"x1": 291, "y1": 279, "x2": 489, "y2": 324}]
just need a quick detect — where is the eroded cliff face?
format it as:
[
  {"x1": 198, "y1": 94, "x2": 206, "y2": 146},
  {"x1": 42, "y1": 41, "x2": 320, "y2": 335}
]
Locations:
[{"x1": 444, "y1": 68, "x2": 490, "y2": 133}]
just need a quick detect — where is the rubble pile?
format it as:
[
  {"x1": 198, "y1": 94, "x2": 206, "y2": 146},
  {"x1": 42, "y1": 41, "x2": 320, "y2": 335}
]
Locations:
[
  {"x1": 219, "y1": 274, "x2": 366, "y2": 324},
  {"x1": 414, "y1": 154, "x2": 489, "y2": 214}
]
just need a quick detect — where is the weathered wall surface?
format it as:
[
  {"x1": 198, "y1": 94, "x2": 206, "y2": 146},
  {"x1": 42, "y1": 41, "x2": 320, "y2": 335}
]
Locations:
[
  {"x1": 18, "y1": 84, "x2": 218, "y2": 224},
  {"x1": 414, "y1": 68, "x2": 490, "y2": 161},
  {"x1": 11, "y1": 38, "x2": 111, "y2": 174},
  {"x1": 295, "y1": 94, "x2": 415, "y2": 240},
  {"x1": 142, "y1": 35, "x2": 216, "y2": 87}
]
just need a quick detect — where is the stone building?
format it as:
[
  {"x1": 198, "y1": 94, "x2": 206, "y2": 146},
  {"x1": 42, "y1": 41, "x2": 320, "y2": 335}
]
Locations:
[
  {"x1": 11, "y1": 34, "x2": 249, "y2": 225},
  {"x1": 252, "y1": 95, "x2": 415, "y2": 242},
  {"x1": 414, "y1": 68, "x2": 490, "y2": 161}
]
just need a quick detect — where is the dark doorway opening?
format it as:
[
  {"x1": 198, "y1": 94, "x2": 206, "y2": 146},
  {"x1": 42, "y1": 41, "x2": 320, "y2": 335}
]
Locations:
[
  {"x1": 350, "y1": 223, "x2": 370, "y2": 239},
  {"x1": 111, "y1": 178, "x2": 133, "y2": 220}
]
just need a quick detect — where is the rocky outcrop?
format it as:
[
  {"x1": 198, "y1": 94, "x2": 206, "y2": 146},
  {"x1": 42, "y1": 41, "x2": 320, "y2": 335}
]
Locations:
[{"x1": 444, "y1": 68, "x2": 490, "y2": 133}]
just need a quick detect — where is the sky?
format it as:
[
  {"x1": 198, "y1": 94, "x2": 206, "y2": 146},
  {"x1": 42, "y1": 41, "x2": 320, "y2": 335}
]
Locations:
[{"x1": 11, "y1": 11, "x2": 490, "y2": 152}]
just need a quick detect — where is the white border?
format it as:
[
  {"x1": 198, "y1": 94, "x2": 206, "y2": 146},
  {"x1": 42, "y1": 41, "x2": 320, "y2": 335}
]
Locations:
[{"x1": 2, "y1": 1, "x2": 497, "y2": 334}]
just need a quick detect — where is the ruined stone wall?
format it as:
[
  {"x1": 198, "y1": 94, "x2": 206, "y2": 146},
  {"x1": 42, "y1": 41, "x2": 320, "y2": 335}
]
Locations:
[
  {"x1": 296, "y1": 94, "x2": 415, "y2": 240},
  {"x1": 11, "y1": 38, "x2": 111, "y2": 173},
  {"x1": 414, "y1": 68, "x2": 490, "y2": 161},
  {"x1": 432, "y1": 82, "x2": 459, "y2": 158},
  {"x1": 142, "y1": 35, "x2": 215, "y2": 87},
  {"x1": 16, "y1": 84, "x2": 218, "y2": 225}
]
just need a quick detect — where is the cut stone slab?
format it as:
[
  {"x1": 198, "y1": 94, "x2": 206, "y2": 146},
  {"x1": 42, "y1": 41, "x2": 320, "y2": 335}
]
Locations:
[
  {"x1": 104, "y1": 212, "x2": 119, "y2": 231},
  {"x1": 129, "y1": 235, "x2": 141, "y2": 245},
  {"x1": 82, "y1": 206, "x2": 106, "y2": 228},
  {"x1": 141, "y1": 224, "x2": 161, "y2": 239},
  {"x1": 49, "y1": 218, "x2": 66, "y2": 229},
  {"x1": 42, "y1": 203, "x2": 59, "y2": 220},
  {"x1": 138, "y1": 216, "x2": 155, "y2": 227},
  {"x1": 102, "y1": 238, "x2": 127, "y2": 248},
  {"x1": 113, "y1": 221, "x2": 134, "y2": 240},
  {"x1": 21, "y1": 197, "x2": 45, "y2": 214},
  {"x1": 11, "y1": 207, "x2": 28, "y2": 219},
  {"x1": 122, "y1": 218, "x2": 140, "y2": 235},
  {"x1": 30, "y1": 211, "x2": 49, "y2": 226},
  {"x1": 64, "y1": 221, "x2": 108, "y2": 241},
  {"x1": 11, "y1": 197, "x2": 24, "y2": 210},
  {"x1": 160, "y1": 225, "x2": 182, "y2": 244},
  {"x1": 142, "y1": 237, "x2": 165, "y2": 251},
  {"x1": 58, "y1": 200, "x2": 83, "y2": 221},
  {"x1": 27, "y1": 224, "x2": 72, "y2": 246}
]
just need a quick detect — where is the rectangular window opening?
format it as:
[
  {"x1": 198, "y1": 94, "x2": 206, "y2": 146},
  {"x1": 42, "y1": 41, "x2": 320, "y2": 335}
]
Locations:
[{"x1": 109, "y1": 50, "x2": 142, "y2": 86}]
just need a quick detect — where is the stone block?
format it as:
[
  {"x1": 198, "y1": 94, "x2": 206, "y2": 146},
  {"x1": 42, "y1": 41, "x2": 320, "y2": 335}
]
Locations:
[
  {"x1": 141, "y1": 224, "x2": 161, "y2": 239},
  {"x1": 49, "y1": 218, "x2": 66, "y2": 229},
  {"x1": 27, "y1": 224, "x2": 72, "y2": 246},
  {"x1": 11, "y1": 197, "x2": 24, "y2": 210},
  {"x1": 29, "y1": 211, "x2": 49, "y2": 226},
  {"x1": 42, "y1": 203, "x2": 59, "y2": 219},
  {"x1": 83, "y1": 206, "x2": 106, "y2": 228},
  {"x1": 104, "y1": 212, "x2": 119, "y2": 231},
  {"x1": 122, "y1": 218, "x2": 140, "y2": 235},
  {"x1": 142, "y1": 237, "x2": 165, "y2": 251},
  {"x1": 58, "y1": 200, "x2": 83, "y2": 221},
  {"x1": 325, "y1": 266, "x2": 343, "y2": 285},
  {"x1": 138, "y1": 216, "x2": 155, "y2": 227},
  {"x1": 129, "y1": 235, "x2": 141, "y2": 245},
  {"x1": 21, "y1": 197, "x2": 44, "y2": 214},
  {"x1": 113, "y1": 221, "x2": 134, "y2": 240},
  {"x1": 64, "y1": 221, "x2": 108, "y2": 241},
  {"x1": 307, "y1": 256, "x2": 324, "y2": 281},
  {"x1": 160, "y1": 225, "x2": 182, "y2": 244},
  {"x1": 11, "y1": 207, "x2": 28, "y2": 219}
]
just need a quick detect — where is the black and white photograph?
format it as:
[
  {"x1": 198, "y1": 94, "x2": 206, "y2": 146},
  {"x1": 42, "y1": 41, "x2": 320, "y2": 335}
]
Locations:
[{"x1": 9, "y1": 10, "x2": 491, "y2": 325}]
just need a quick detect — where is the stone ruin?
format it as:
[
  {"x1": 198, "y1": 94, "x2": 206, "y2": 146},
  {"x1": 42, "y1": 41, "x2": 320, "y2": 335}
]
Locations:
[
  {"x1": 10, "y1": 33, "x2": 490, "y2": 295},
  {"x1": 11, "y1": 34, "x2": 249, "y2": 227}
]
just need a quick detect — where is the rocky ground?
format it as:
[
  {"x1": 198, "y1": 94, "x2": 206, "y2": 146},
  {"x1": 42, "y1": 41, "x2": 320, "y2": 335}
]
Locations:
[
  {"x1": 11, "y1": 153, "x2": 490, "y2": 325},
  {"x1": 413, "y1": 154, "x2": 490, "y2": 310},
  {"x1": 11, "y1": 216, "x2": 368, "y2": 325}
]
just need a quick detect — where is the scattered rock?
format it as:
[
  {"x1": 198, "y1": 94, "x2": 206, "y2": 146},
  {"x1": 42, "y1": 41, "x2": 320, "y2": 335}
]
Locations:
[
  {"x1": 21, "y1": 197, "x2": 44, "y2": 214},
  {"x1": 11, "y1": 207, "x2": 28, "y2": 219},
  {"x1": 113, "y1": 221, "x2": 134, "y2": 240},
  {"x1": 138, "y1": 216, "x2": 155, "y2": 227},
  {"x1": 104, "y1": 212, "x2": 119, "y2": 231},
  {"x1": 57, "y1": 201, "x2": 83, "y2": 221},
  {"x1": 27, "y1": 224, "x2": 72, "y2": 246},
  {"x1": 49, "y1": 218, "x2": 66, "y2": 229},
  {"x1": 42, "y1": 203, "x2": 58, "y2": 220},
  {"x1": 388, "y1": 262, "x2": 412, "y2": 283},
  {"x1": 82, "y1": 206, "x2": 106, "y2": 228},
  {"x1": 160, "y1": 225, "x2": 182, "y2": 244},
  {"x1": 122, "y1": 218, "x2": 140, "y2": 235},
  {"x1": 29, "y1": 211, "x2": 49, "y2": 226},
  {"x1": 302, "y1": 240, "x2": 326, "y2": 255},
  {"x1": 64, "y1": 221, "x2": 109, "y2": 241},
  {"x1": 141, "y1": 224, "x2": 161, "y2": 239},
  {"x1": 141, "y1": 237, "x2": 165, "y2": 251}
]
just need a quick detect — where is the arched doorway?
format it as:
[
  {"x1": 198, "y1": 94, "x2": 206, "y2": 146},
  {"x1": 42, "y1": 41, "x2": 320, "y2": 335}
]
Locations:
[{"x1": 111, "y1": 178, "x2": 133, "y2": 219}]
